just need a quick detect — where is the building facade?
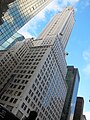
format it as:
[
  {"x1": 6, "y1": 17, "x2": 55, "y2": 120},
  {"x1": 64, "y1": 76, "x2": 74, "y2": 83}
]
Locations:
[
  {"x1": 0, "y1": 38, "x2": 67, "y2": 120},
  {"x1": 0, "y1": 104, "x2": 19, "y2": 120},
  {"x1": 73, "y1": 97, "x2": 84, "y2": 120},
  {"x1": 0, "y1": 0, "x2": 52, "y2": 50},
  {"x1": 0, "y1": 7, "x2": 74, "y2": 120},
  {"x1": 60, "y1": 66, "x2": 80, "y2": 120},
  {"x1": 0, "y1": 38, "x2": 34, "y2": 93},
  {"x1": 36, "y1": 6, "x2": 74, "y2": 50},
  {"x1": 81, "y1": 115, "x2": 87, "y2": 120},
  {"x1": 2, "y1": 32, "x2": 25, "y2": 50}
]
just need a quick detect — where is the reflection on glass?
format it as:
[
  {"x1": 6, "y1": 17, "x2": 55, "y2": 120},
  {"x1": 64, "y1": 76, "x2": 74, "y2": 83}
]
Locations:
[
  {"x1": 7, "y1": 37, "x2": 15, "y2": 43},
  {"x1": 2, "y1": 41, "x2": 10, "y2": 48},
  {"x1": 0, "y1": 32, "x2": 24, "y2": 50},
  {"x1": 0, "y1": 0, "x2": 51, "y2": 48},
  {"x1": 0, "y1": 0, "x2": 15, "y2": 25}
]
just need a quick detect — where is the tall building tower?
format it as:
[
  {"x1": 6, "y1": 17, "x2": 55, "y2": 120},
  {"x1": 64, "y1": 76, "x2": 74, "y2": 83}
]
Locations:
[
  {"x1": 0, "y1": 7, "x2": 74, "y2": 120},
  {"x1": 60, "y1": 66, "x2": 80, "y2": 120},
  {"x1": 35, "y1": 6, "x2": 74, "y2": 49},
  {"x1": 0, "y1": 0, "x2": 52, "y2": 50},
  {"x1": 73, "y1": 97, "x2": 84, "y2": 120}
]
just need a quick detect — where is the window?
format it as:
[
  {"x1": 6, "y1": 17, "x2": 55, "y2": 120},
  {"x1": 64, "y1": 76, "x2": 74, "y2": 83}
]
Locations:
[
  {"x1": 22, "y1": 86, "x2": 25, "y2": 90},
  {"x1": 16, "y1": 110, "x2": 23, "y2": 119},
  {"x1": 14, "y1": 91, "x2": 18, "y2": 96},
  {"x1": 28, "y1": 70, "x2": 31, "y2": 74},
  {"x1": 27, "y1": 108, "x2": 30, "y2": 113},
  {"x1": 30, "y1": 102, "x2": 35, "y2": 109},
  {"x1": 38, "y1": 101, "x2": 42, "y2": 108},
  {"x1": 5, "y1": 96, "x2": 9, "y2": 101},
  {"x1": 31, "y1": 71, "x2": 34, "y2": 74},
  {"x1": 25, "y1": 80, "x2": 28, "y2": 84},
  {"x1": 29, "y1": 89, "x2": 32, "y2": 94},
  {"x1": 39, "y1": 112, "x2": 43, "y2": 118},
  {"x1": 17, "y1": 92, "x2": 21, "y2": 96},
  {"x1": 9, "y1": 90, "x2": 13, "y2": 94},
  {"x1": 33, "y1": 96, "x2": 38, "y2": 103},
  {"x1": 40, "y1": 96, "x2": 43, "y2": 101},
  {"x1": 21, "y1": 80, "x2": 25, "y2": 84},
  {"x1": 18, "y1": 85, "x2": 22, "y2": 89},
  {"x1": 35, "y1": 107, "x2": 39, "y2": 112},
  {"x1": 21, "y1": 103, "x2": 25, "y2": 108},
  {"x1": 32, "y1": 84, "x2": 36, "y2": 91},
  {"x1": 28, "y1": 98, "x2": 30, "y2": 103},
  {"x1": 6, "y1": 90, "x2": 10, "y2": 94},
  {"x1": 9, "y1": 98, "x2": 14, "y2": 103},
  {"x1": 25, "y1": 75, "x2": 28, "y2": 78},
  {"x1": 17, "y1": 79, "x2": 20, "y2": 83},
  {"x1": 13, "y1": 99, "x2": 18, "y2": 103},
  {"x1": 6, "y1": 105, "x2": 13, "y2": 112},
  {"x1": 25, "y1": 96, "x2": 28, "y2": 101},
  {"x1": 1, "y1": 96, "x2": 5, "y2": 100},
  {"x1": 42, "y1": 106, "x2": 45, "y2": 112},
  {"x1": 43, "y1": 116, "x2": 46, "y2": 120},
  {"x1": 39, "y1": 85, "x2": 42, "y2": 91},
  {"x1": 28, "y1": 75, "x2": 31, "y2": 79},
  {"x1": 13, "y1": 84, "x2": 17, "y2": 88},
  {"x1": 45, "y1": 111, "x2": 48, "y2": 116},
  {"x1": 31, "y1": 92, "x2": 34, "y2": 97},
  {"x1": 24, "y1": 105, "x2": 27, "y2": 110}
]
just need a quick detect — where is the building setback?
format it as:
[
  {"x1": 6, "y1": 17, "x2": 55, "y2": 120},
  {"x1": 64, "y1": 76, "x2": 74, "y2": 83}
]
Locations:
[
  {"x1": 0, "y1": 7, "x2": 74, "y2": 120},
  {"x1": 60, "y1": 66, "x2": 80, "y2": 120},
  {"x1": 73, "y1": 97, "x2": 84, "y2": 120},
  {"x1": 0, "y1": 0, "x2": 52, "y2": 50}
]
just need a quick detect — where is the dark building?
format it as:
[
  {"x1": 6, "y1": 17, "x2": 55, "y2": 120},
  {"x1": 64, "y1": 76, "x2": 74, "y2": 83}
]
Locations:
[
  {"x1": 61, "y1": 66, "x2": 80, "y2": 120},
  {"x1": 73, "y1": 97, "x2": 84, "y2": 120},
  {"x1": 81, "y1": 115, "x2": 87, "y2": 120},
  {"x1": 0, "y1": 104, "x2": 19, "y2": 120}
]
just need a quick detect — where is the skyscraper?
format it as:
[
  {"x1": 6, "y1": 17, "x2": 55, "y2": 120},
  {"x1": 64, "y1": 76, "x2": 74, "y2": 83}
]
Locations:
[
  {"x1": 73, "y1": 97, "x2": 84, "y2": 120},
  {"x1": 60, "y1": 66, "x2": 80, "y2": 120},
  {"x1": 35, "y1": 6, "x2": 74, "y2": 49},
  {"x1": 0, "y1": 0, "x2": 52, "y2": 50},
  {"x1": 0, "y1": 7, "x2": 74, "y2": 119},
  {"x1": 81, "y1": 115, "x2": 87, "y2": 120}
]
